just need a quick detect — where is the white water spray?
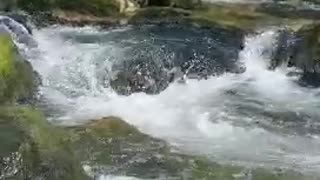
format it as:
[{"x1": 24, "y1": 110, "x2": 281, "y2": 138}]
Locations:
[{"x1": 20, "y1": 25, "x2": 320, "y2": 174}]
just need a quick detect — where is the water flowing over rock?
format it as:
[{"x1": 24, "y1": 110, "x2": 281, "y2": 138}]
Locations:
[
  {"x1": 0, "y1": 15, "x2": 36, "y2": 47},
  {"x1": 108, "y1": 23, "x2": 244, "y2": 95},
  {"x1": 4, "y1": 3, "x2": 320, "y2": 179}
]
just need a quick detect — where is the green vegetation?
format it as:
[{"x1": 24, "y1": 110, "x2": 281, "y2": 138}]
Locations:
[
  {"x1": 0, "y1": 35, "x2": 38, "y2": 103},
  {"x1": 0, "y1": 34, "x2": 87, "y2": 180},
  {"x1": 0, "y1": 106, "x2": 89, "y2": 180}
]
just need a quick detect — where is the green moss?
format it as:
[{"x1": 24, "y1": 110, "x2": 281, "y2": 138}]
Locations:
[
  {"x1": 0, "y1": 36, "x2": 15, "y2": 77},
  {"x1": 0, "y1": 106, "x2": 90, "y2": 180},
  {"x1": 190, "y1": 159, "x2": 242, "y2": 179},
  {"x1": 69, "y1": 117, "x2": 152, "y2": 167},
  {"x1": 54, "y1": 0, "x2": 119, "y2": 16},
  {"x1": 0, "y1": 35, "x2": 38, "y2": 103}
]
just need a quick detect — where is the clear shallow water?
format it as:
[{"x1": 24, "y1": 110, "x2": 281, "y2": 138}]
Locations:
[{"x1": 14, "y1": 24, "x2": 320, "y2": 176}]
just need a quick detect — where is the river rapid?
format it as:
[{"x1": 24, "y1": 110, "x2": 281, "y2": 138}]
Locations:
[{"x1": 3, "y1": 15, "x2": 320, "y2": 179}]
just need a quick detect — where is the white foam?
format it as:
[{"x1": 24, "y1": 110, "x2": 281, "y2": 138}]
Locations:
[{"x1": 27, "y1": 26, "x2": 320, "y2": 174}]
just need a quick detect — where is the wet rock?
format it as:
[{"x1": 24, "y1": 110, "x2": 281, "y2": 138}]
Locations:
[
  {"x1": 109, "y1": 22, "x2": 244, "y2": 95},
  {"x1": 110, "y1": 58, "x2": 170, "y2": 95},
  {"x1": 5, "y1": 11, "x2": 33, "y2": 34},
  {"x1": 289, "y1": 23, "x2": 320, "y2": 73},
  {"x1": 270, "y1": 23, "x2": 320, "y2": 87},
  {"x1": 270, "y1": 28, "x2": 296, "y2": 70},
  {"x1": 69, "y1": 117, "x2": 176, "y2": 178}
]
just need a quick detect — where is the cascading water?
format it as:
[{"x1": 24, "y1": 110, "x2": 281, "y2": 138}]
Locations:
[{"x1": 4, "y1": 16, "x2": 320, "y2": 178}]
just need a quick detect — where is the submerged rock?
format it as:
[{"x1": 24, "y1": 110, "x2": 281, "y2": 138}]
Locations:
[{"x1": 109, "y1": 22, "x2": 244, "y2": 95}]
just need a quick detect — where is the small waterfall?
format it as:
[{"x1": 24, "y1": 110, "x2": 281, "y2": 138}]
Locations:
[
  {"x1": 0, "y1": 14, "x2": 315, "y2": 175},
  {"x1": 0, "y1": 15, "x2": 35, "y2": 47},
  {"x1": 20, "y1": 24, "x2": 320, "y2": 174}
]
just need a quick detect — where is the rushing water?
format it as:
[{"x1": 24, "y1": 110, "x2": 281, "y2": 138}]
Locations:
[{"x1": 4, "y1": 17, "x2": 320, "y2": 177}]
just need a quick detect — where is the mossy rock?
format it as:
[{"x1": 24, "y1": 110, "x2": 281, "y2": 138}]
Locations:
[
  {"x1": 0, "y1": 35, "x2": 38, "y2": 104},
  {"x1": 69, "y1": 117, "x2": 178, "y2": 177},
  {"x1": 0, "y1": 106, "x2": 89, "y2": 180},
  {"x1": 68, "y1": 117, "x2": 314, "y2": 179}
]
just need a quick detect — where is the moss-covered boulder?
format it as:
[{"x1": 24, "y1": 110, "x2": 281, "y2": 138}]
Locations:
[
  {"x1": 69, "y1": 117, "x2": 178, "y2": 178},
  {"x1": 0, "y1": 106, "x2": 89, "y2": 180},
  {"x1": 0, "y1": 34, "x2": 38, "y2": 104}
]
